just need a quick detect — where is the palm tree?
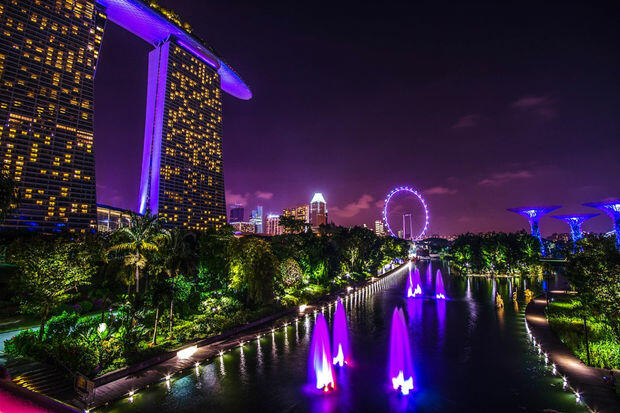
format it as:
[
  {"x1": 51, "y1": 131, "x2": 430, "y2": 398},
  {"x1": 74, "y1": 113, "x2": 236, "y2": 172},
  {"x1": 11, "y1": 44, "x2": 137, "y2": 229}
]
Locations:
[
  {"x1": 158, "y1": 228, "x2": 196, "y2": 335},
  {"x1": 106, "y1": 210, "x2": 167, "y2": 293}
]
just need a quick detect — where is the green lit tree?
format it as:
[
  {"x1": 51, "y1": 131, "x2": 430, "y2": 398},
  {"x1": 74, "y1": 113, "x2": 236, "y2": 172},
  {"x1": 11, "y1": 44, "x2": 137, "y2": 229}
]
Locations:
[
  {"x1": 106, "y1": 210, "x2": 167, "y2": 293},
  {"x1": 565, "y1": 235, "x2": 620, "y2": 340},
  {"x1": 229, "y1": 237, "x2": 280, "y2": 306},
  {"x1": 7, "y1": 238, "x2": 96, "y2": 341},
  {"x1": 279, "y1": 215, "x2": 307, "y2": 234}
]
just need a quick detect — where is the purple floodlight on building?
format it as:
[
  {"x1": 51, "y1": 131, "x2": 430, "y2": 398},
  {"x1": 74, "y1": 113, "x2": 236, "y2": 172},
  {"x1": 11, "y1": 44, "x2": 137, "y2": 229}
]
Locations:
[
  {"x1": 95, "y1": 0, "x2": 251, "y2": 99},
  {"x1": 551, "y1": 214, "x2": 599, "y2": 249},
  {"x1": 583, "y1": 199, "x2": 620, "y2": 249},
  {"x1": 507, "y1": 205, "x2": 561, "y2": 255}
]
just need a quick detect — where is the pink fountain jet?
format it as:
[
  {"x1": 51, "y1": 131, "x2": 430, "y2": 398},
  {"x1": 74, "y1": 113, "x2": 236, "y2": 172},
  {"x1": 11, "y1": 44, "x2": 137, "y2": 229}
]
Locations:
[
  {"x1": 435, "y1": 269, "x2": 446, "y2": 299},
  {"x1": 332, "y1": 298, "x2": 351, "y2": 367},
  {"x1": 407, "y1": 267, "x2": 423, "y2": 298},
  {"x1": 308, "y1": 313, "x2": 335, "y2": 392},
  {"x1": 389, "y1": 307, "x2": 415, "y2": 395}
]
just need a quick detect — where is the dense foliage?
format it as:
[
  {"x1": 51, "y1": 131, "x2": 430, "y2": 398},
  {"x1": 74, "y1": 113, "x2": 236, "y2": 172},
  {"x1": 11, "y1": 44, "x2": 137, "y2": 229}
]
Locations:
[
  {"x1": 564, "y1": 235, "x2": 620, "y2": 342},
  {"x1": 2, "y1": 217, "x2": 408, "y2": 377},
  {"x1": 448, "y1": 231, "x2": 542, "y2": 276},
  {"x1": 547, "y1": 296, "x2": 619, "y2": 369}
]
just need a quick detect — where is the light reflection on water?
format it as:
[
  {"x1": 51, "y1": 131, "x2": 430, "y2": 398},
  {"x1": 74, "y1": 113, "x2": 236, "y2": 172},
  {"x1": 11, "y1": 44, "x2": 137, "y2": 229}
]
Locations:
[{"x1": 102, "y1": 262, "x2": 586, "y2": 413}]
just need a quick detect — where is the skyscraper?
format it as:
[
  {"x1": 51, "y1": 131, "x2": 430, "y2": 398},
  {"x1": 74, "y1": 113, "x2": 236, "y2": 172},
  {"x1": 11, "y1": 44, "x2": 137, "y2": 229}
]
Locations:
[
  {"x1": 282, "y1": 204, "x2": 309, "y2": 223},
  {"x1": 0, "y1": 0, "x2": 251, "y2": 232},
  {"x1": 265, "y1": 214, "x2": 283, "y2": 235},
  {"x1": 250, "y1": 205, "x2": 263, "y2": 233},
  {"x1": 229, "y1": 204, "x2": 244, "y2": 223},
  {"x1": 374, "y1": 220, "x2": 385, "y2": 236},
  {"x1": 310, "y1": 192, "x2": 327, "y2": 228},
  {"x1": 138, "y1": 38, "x2": 226, "y2": 230},
  {"x1": 0, "y1": 0, "x2": 106, "y2": 232}
]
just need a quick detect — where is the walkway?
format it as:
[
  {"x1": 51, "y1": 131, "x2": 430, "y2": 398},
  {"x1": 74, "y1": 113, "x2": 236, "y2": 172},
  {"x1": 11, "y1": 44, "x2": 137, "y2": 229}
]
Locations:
[{"x1": 525, "y1": 296, "x2": 620, "y2": 413}]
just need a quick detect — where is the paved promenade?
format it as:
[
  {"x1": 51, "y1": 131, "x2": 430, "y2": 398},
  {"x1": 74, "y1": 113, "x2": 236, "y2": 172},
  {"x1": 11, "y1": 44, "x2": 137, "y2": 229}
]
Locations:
[{"x1": 526, "y1": 296, "x2": 620, "y2": 413}]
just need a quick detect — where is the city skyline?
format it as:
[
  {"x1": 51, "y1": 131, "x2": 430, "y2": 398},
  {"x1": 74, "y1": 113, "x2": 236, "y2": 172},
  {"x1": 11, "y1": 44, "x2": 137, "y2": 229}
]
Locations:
[{"x1": 94, "y1": 0, "x2": 619, "y2": 237}]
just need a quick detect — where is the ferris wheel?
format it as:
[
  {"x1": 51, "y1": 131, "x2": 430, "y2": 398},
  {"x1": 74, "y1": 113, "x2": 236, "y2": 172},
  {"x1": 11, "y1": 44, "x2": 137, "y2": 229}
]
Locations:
[{"x1": 382, "y1": 186, "x2": 430, "y2": 240}]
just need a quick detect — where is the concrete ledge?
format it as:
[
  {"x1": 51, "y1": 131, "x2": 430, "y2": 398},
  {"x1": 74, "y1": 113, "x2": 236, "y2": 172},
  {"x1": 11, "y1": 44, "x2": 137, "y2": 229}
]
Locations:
[{"x1": 0, "y1": 378, "x2": 79, "y2": 413}]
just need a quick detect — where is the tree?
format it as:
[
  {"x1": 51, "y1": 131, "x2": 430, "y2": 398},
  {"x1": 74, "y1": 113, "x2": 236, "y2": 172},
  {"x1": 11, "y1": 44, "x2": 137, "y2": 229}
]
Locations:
[
  {"x1": 229, "y1": 237, "x2": 280, "y2": 306},
  {"x1": 279, "y1": 215, "x2": 307, "y2": 234},
  {"x1": 106, "y1": 210, "x2": 167, "y2": 293},
  {"x1": 157, "y1": 228, "x2": 196, "y2": 335},
  {"x1": 0, "y1": 173, "x2": 19, "y2": 222},
  {"x1": 565, "y1": 235, "x2": 620, "y2": 340},
  {"x1": 7, "y1": 237, "x2": 96, "y2": 341}
]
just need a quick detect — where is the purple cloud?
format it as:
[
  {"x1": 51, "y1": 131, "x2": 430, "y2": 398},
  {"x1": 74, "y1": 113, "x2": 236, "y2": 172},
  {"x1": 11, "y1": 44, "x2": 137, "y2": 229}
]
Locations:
[
  {"x1": 424, "y1": 186, "x2": 457, "y2": 195},
  {"x1": 478, "y1": 170, "x2": 534, "y2": 186},
  {"x1": 511, "y1": 96, "x2": 556, "y2": 119},
  {"x1": 451, "y1": 114, "x2": 480, "y2": 129},
  {"x1": 331, "y1": 194, "x2": 375, "y2": 219},
  {"x1": 226, "y1": 190, "x2": 249, "y2": 206},
  {"x1": 255, "y1": 190, "x2": 274, "y2": 200}
]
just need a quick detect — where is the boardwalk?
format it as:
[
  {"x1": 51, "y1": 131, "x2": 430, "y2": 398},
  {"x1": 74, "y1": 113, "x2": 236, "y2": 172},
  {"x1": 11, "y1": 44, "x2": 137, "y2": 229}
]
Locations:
[{"x1": 526, "y1": 296, "x2": 620, "y2": 413}]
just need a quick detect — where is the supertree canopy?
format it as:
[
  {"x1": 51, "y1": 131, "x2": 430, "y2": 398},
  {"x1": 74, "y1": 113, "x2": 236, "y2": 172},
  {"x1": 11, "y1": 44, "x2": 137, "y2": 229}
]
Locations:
[
  {"x1": 551, "y1": 214, "x2": 599, "y2": 250},
  {"x1": 507, "y1": 206, "x2": 561, "y2": 255},
  {"x1": 583, "y1": 199, "x2": 620, "y2": 249}
]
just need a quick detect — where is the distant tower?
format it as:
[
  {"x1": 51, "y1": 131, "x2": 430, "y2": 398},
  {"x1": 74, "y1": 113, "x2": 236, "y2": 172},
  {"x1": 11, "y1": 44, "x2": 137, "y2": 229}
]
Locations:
[
  {"x1": 551, "y1": 214, "x2": 599, "y2": 251},
  {"x1": 310, "y1": 193, "x2": 327, "y2": 228},
  {"x1": 507, "y1": 206, "x2": 561, "y2": 255},
  {"x1": 250, "y1": 205, "x2": 263, "y2": 233},
  {"x1": 229, "y1": 204, "x2": 244, "y2": 223},
  {"x1": 583, "y1": 199, "x2": 620, "y2": 249},
  {"x1": 265, "y1": 214, "x2": 283, "y2": 235},
  {"x1": 374, "y1": 220, "x2": 385, "y2": 236}
]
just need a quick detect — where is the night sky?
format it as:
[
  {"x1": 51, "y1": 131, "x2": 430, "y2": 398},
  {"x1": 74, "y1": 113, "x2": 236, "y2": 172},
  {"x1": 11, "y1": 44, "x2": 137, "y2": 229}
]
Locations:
[{"x1": 94, "y1": 1, "x2": 619, "y2": 236}]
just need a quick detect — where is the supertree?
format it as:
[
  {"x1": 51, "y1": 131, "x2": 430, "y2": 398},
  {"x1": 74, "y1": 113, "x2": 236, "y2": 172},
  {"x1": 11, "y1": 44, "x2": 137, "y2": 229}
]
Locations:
[
  {"x1": 507, "y1": 206, "x2": 561, "y2": 255},
  {"x1": 551, "y1": 214, "x2": 599, "y2": 251},
  {"x1": 583, "y1": 199, "x2": 620, "y2": 250}
]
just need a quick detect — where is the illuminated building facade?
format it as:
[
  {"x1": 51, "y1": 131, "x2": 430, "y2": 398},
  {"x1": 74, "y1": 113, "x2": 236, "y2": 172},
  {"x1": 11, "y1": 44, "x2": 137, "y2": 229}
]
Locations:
[
  {"x1": 231, "y1": 221, "x2": 254, "y2": 234},
  {"x1": 138, "y1": 38, "x2": 226, "y2": 230},
  {"x1": 282, "y1": 204, "x2": 309, "y2": 223},
  {"x1": 0, "y1": 0, "x2": 250, "y2": 232},
  {"x1": 229, "y1": 203, "x2": 244, "y2": 223},
  {"x1": 266, "y1": 214, "x2": 283, "y2": 235},
  {"x1": 310, "y1": 192, "x2": 327, "y2": 228},
  {"x1": 97, "y1": 204, "x2": 131, "y2": 232},
  {"x1": 0, "y1": 0, "x2": 105, "y2": 232},
  {"x1": 374, "y1": 220, "x2": 385, "y2": 236},
  {"x1": 249, "y1": 205, "x2": 263, "y2": 233}
]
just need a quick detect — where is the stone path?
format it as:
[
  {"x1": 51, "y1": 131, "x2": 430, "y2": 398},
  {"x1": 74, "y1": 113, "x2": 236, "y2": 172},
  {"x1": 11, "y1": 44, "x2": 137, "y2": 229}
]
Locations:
[{"x1": 525, "y1": 296, "x2": 620, "y2": 413}]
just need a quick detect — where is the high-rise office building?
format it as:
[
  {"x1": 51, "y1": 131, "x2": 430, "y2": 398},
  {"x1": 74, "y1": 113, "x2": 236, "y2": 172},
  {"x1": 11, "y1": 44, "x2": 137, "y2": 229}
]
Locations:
[
  {"x1": 138, "y1": 38, "x2": 226, "y2": 230},
  {"x1": 265, "y1": 214, "x2": 283, "y2": 236},
  {"x1": 0, "y1": 0, "x2": 251, "y2": 232},
  {"x1": 250, "y1": 205, "x2": 263, "y2": 233},
  {"x1": 282, "y1": 204, "x2": 309, "y2": 223},
  {"x1": 374, "y1": 220, "x2": 385, "y2": 236},
  {"x1": 229, "y1": 204, "x2": 244, "y2": 223},
  {"x1": 310, "y1": 192, "x2": 327, "y2": 228},
  {"x1": 0, "y1": 0, "x2": 106, "y2": 232},
  {"x1": 231, "y1": 221, "x2": 255, "y2": 234}
]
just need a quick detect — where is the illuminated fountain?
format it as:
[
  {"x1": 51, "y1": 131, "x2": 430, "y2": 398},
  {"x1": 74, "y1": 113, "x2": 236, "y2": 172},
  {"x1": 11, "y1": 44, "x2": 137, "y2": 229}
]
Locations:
[
  {"x1": 389, "y1": 308, "x2": 414, "y2": 395},
  {"x1": 435, "y1": 269, "x2": 446, "y2": 299},
  {"x1": 332, "y1": 298, "x2": 350, "y2": 367},
  {"x1": 406, "y1": 267, "x2": 423, "y2": 298},
  {"x1": 308, "y1": 313, "x2": 335, "y2": 392}
]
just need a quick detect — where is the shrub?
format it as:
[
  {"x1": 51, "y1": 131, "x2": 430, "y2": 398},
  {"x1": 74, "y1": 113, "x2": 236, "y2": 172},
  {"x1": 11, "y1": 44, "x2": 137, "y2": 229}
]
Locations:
[{"x1": 79, "y1": 300, "x2": 94, "y2": 314}]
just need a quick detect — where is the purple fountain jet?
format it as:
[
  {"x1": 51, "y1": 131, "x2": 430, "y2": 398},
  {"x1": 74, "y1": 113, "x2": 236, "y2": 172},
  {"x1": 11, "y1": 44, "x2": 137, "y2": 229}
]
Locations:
[
  {"x1": 332, "y1": 298, "x2": 350, "y2": 367},
  {"x1": 389, "y1": 308, "x2": 414, "y2": 395},
  {"x1": 308, "y1": 313, "x2": 335, "y2": 392},
  {"x1": 407, "y1": 267, "x2": 423, "y2": 298},
  {"x1": 435, "y1": 269, "x2": 446, "y2": 299}
]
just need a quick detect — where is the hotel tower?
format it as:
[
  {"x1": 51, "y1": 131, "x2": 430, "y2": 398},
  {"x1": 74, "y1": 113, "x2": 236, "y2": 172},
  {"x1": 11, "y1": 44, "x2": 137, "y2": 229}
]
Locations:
[{"x1": 0, "y1": 0, "x2": 251, "y2": 232}]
